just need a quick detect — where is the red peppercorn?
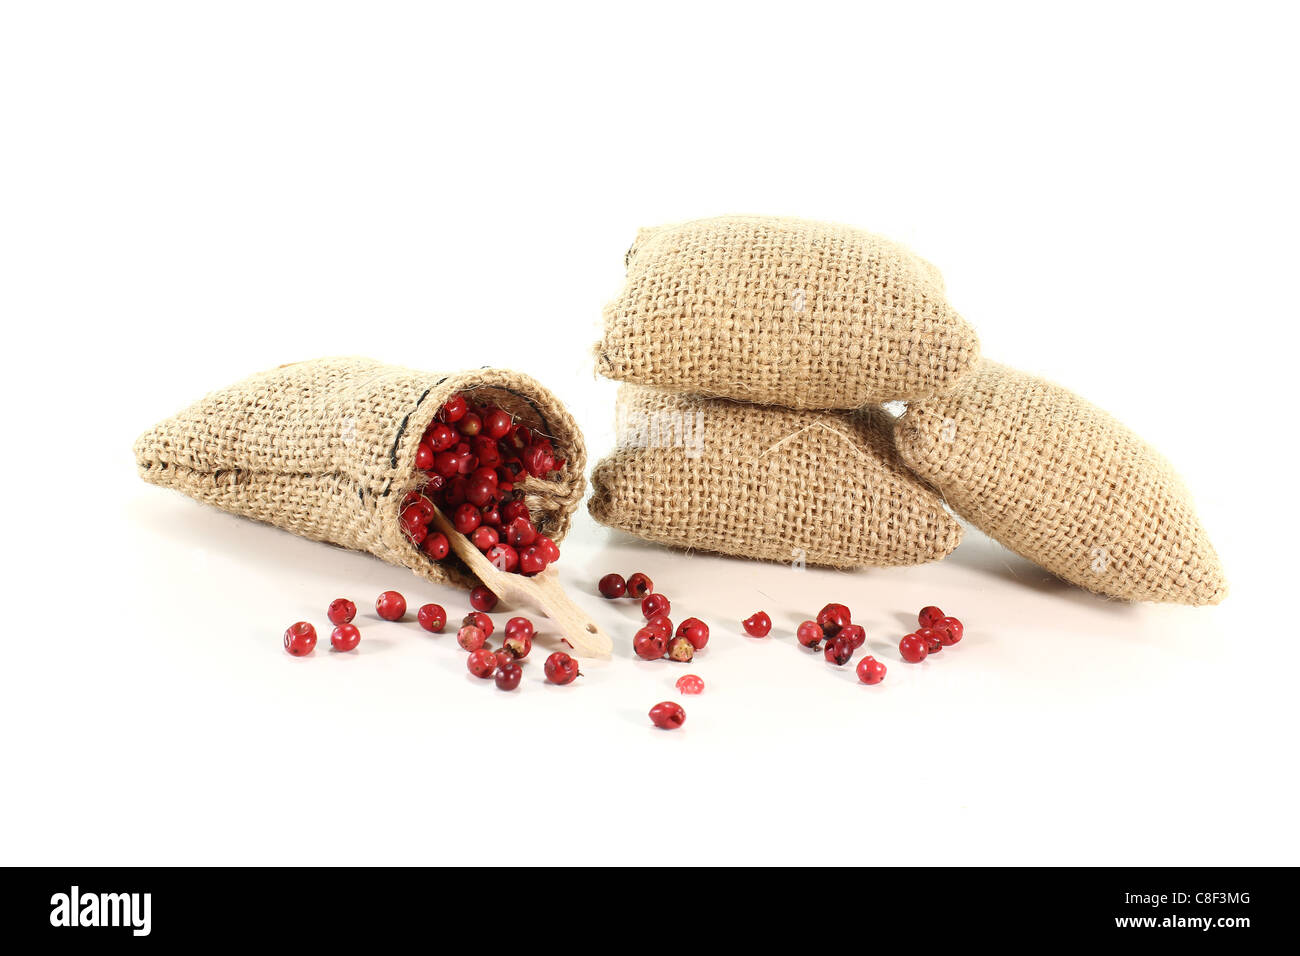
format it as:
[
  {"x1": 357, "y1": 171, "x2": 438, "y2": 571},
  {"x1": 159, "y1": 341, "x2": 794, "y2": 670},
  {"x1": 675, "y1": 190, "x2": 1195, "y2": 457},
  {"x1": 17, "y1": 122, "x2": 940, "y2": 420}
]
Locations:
[
  {"x1": 503, "y1": 630, "x2": 533, "y2": 660},
  {"x1": 742, "y1": 611, "x2": 772, "y2": 637},
  {"x1": 899, "y1": 633, "x2": 929, "y2": 663},
  {"x1": 918, "y1": 627, "x2": 943, "y2": 654},
  {"x1": 642, "y1": 593, "x2": 671, "y2": 620},
  {"x1": 483, "y1": 408, "x2": 512, "y2": 440},
  {"x1": 666, "y1": 636, "x2": 695, "y2": 662},
  {"x1": 857, "y1": 656, "x2": 887, "y2": 684},
  {"x1": 676, "y1": 618, "x2": 709, "y2": 650},
  {"x1": 458, "y1": 625, "x2": 487, "y2": 652},
  {"x1": 649, "y1": 701, "x2": 686, "y2": 730},
  {"x1": 330, "y1": 623, "x2": 361, "y2": 652},
  {"x1": 283, "y1": 621, "x2": 317, "y2": 656},
  {"x1": 469, "y1": 585, "x2": 498, "y2": 612},
  {"x1": 633, "y1": 627, "x2": 667, "y2": 660},
  {"x1": 598, "y1": 573, "x2": 627, "y2": 599},
  {"x1": 466, "y1": 647, "x2": 497, "y2": 678},
  {"x1": 485, "y1": 543, "x2": 519, "y2": 573},
  {"x1": 625, "y1": 572, "x2": 653, "y2": 599},
  {"x1": 518, "y1": 545, "x2": 546, "y2": 575},
  {"x1": 452, "y1": 502, "x2": 481, "y2": 535},
  {"x1": 327, "y1": 598, "x2": 356, "y2": 626},
  {"x1": 824, "y1": 635, "x2": 854, "y2": 666},
  {"x1": 675, "y1": 674, "x2": 705, "y2": 695},
  {"x1": 817, "y1": 603, "x2": 852, "y2": 638},
  {"x1": 796, "y1": 620, "x2": 824, "y2": 648},
  {"x1": 535, "y1": 536, "x2": 561, "y2": 563},
  {"x1": 839, "y1": 624, "x2": 867, "y2": 650},
  {"x1": 544, "y1": 652, "x2": 580, "y2": 685},
  {"x1": 457, "y1": 411, "x2": 483, "y2": 437},
  {"x1": 504, "y1": 516, "x2": 537, "y2": 549},
  {"x1": 918, "y1": 606, "x2": 945, "y2": 628},
  {"x1": 426, "y1": 422, "x2": 457, "y2": 451},
  {"x1": 414, "y1": 442, "x2": 434, "y2": 471},
  {"x1": 462, "y1": 611, "x2": 493, "y2": 638},
  {"x1": 645, "y1": 615, "x2": 673, "y2": 638},
  {"x1": 504, "y1": 616, "x2": 534, "y2": 641},
  {"x1": 422, "y1": 533, "x2": 450, "y2": 560},
  {"x1": 494, "y1": 660, "x2": 522, "y2": 690},
  {"x1": 375, "y1": 591, "x2": 406, "y2": 621},
  {"x1": 470, "y1": 525, "x2": 499, "y2": 551},
  {"x1": 417, "y1": 603, "x2": 446, "y2": 633},
  {"x1": 936, "y1": 616, "x2": 964, "y2": 645},
  {"x1": 440, "y1": 394, "x2": 468, "y2": 423},
  {"x1": 494, "y1": 648, "x2": 514, "y2": 669},
  {"x1": 501, "y1": 499, "x2": 529, "y2": 523}
]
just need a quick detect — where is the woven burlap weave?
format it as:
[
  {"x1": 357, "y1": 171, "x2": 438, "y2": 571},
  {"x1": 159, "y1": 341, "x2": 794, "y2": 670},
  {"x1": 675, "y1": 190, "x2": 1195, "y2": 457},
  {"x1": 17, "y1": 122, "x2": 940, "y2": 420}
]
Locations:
[
  {"x1": 596, "y1": 215, "x2": 980, "y2": 409},
  {"x1": 894, "y1": 360, "x2": 1226, "y2": 605},
  {"x1": 134, "y1": 357, "x2": 587, "y2": 590},
  {"x1": 588, "y1": 385, "x2": 962, "y2": 568}
]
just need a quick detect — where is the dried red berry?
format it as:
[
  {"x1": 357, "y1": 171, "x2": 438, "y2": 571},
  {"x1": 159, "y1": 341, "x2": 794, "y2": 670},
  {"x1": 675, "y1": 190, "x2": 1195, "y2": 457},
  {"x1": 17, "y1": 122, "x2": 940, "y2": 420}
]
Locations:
[
  {"x1": 824, "y1": 635, "x2": 854, "y2": 666},
  {"x1": 462, "y1": 611, "x2": 493, "y2": 638},
  {"x1": 494, "y1": 660, "x2": 522, "y2": 690},
  {"x1": 796, "y1": 620, "x2": 824, "y2": 648},
  {"x1": 330, "y1": 623, "x2": 361, "y2": 652},
  {"x1": 918, "y1": 627, "x2": 943, "y2": 654},
  {"x1": 642, "y1": 593, "x2": 671, "y2": 620},
  {"x1": 469, "y1": 585, "x2": 498, "y2": 612},
  {"x1": 417, "y1": 603, "x2": 446, "y2": 633},
  {"x1": 625, "y1": 572, "x2": 653, "y2": 599},
  {"x1": 470, "y1": 526, "x2": 499, "y2": 551},
  {"x1": 466, "y1": 648, "x2": 497, "y2": 678},
  {"x1": 422, "y1": 533, "x2": 450, "y2": 560},
  {"x1": 375, "y1": 591, "x2": 406, "y2": 622},
  {"x1": 676, "y1": 618, "x2": 709, "y2": 650},
  {"x1": 327, "y1": 598, "x2": 356, "y2": 626},
  {"x1": 457, "y1": 625, "x2": 487, "y2": 652},
  {"x1": 936, "y1": 616, "x2": 963, "y2": 645},
  {"x1": 839, "y1": 624, "x2": 867, "y2": 649},
  {"x1": 645, "y1": 615, "x2": 673, "y2": 638},
  {"x1": 857, "y1": 656, "x2": 887, "y2": 684},
  {"x1": 440, "y1": 394, "x2": 468, "y2": 423},
  {"x1": 817, "y1": 603, "x2": 852, "y2": 637},
  {"x1": 675, "y1": 674, "x2": 705, "y2": 695},
  {"x1": 649, "y1": 701, "x2": 686, "y2": 729},
  {"x1": 283, "y1": 622, "x2": 317, "y2": 656},
  {"x1": 899, "y1": 633, "x2": 928, "y2": 664},
  {"x1": 918, "y1": 606, "x2": 945, "y2": 628},
  {"x1": 633, "y1": 627, "x2": 667, "y2": 660},
  {"x1": 666, "y1": 636, "x2": 694, "y2": 662},
  {"x1": 742, "y1": 611, "x2": 772, "y2": 637},
  {"x1": 598, "y1": 573, "x2": 627, "y2": 599},
  {"x1": 544, "y1": 652, "x2": 580, "y2": 685}
]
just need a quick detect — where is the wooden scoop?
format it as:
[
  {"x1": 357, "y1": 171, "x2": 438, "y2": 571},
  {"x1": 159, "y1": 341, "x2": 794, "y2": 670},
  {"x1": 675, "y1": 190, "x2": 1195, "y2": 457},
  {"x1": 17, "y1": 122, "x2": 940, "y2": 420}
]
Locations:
[{"x1": 428, "y1": 508, "x2": 613, "y2": 659}]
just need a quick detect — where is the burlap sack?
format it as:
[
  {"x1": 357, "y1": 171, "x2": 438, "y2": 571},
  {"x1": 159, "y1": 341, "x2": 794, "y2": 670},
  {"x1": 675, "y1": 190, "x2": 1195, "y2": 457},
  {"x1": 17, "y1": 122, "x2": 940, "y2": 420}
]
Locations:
[
  {"x1": 588, "y1": 385, "x2": 962, "y2": 567},
  {"x1": 134, "y1": 357, "x2": 587, "y2": 589},
  {"x1": 893, "y1": 360, "x2": 1226, "y2": 605},
  {"x1": 596, "y1": 215, "x2": 980, "y2": 409}
]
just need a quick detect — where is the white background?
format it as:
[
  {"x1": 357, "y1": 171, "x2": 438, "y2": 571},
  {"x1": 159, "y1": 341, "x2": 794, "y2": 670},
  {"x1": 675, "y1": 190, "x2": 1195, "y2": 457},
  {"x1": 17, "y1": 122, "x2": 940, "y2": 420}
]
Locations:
[{"x1": 2, "y1": 2, "x2": 1296, "y2": 865}]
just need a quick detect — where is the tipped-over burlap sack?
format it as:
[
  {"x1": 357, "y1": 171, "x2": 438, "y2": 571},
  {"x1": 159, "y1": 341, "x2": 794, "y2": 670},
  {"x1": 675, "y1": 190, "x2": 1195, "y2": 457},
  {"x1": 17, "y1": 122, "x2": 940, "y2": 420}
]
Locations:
[
  {"x1": 134, "y1": 357, "x2": 587, "y2": 589},
  {"x1": 596, "y1": 215, "x2": 980, "y2": 409},
  {"x1": 588, "y1": 385, "x2": 962, "y2": 567},
  {"x1": 894, "y1": 360, "x2": 1226, "y2": 605}
]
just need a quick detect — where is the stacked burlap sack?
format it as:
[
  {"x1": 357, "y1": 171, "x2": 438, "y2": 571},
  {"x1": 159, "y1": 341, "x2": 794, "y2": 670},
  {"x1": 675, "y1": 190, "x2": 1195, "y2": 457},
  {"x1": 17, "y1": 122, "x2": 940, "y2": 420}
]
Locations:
[{"x1": 590, "y1": 215, "x2": 1225, "y2": 605}]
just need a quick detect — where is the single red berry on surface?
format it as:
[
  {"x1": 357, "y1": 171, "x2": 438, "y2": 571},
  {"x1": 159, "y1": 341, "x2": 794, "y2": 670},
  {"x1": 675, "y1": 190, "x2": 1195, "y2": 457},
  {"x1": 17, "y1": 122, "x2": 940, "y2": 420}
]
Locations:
[
  {"x1": 645, "y1": 615, "x2": 673, "y2": 638},
  {"x1": 544, "y1": 652, "x2": 580, "y2": 685},
  {"x1": 440, "y1": 394, "x2": 468, "y2": 423},
  {"x1": 470, "y1": 526, "x2": 498, "y2": 551},
  {"x1": 458, "y1": 625, "x2": 487, "y2": 652},
  {"x1": 495, "y1": 660, "x2": 522, "y2": 690},
  {"x1": 796, "y1": 620, "x2": 824, "y2": 648},
  {"x1": 503, "y1": 629, "x2": 533, "y2": 660},
  {"x1": 330, "y1": 623, "x2": 361, "y2": 652},
  {"x1": 414, "y1": 442, "x2": 434, "y2": 471},
  {"x1": 676, "y1": 618, "x2": 709, "y2": 650},
  {"x1": 598, "y1": 573, "x2": 627, "y2": 599},
  {"x1": 422, "y1": 532, "x2": 450, "y2": 560},
  {"x1": 817, "y1": 603, "x2": 852, "y2": 637},
  {"x1": 494, "y1": 649, "x2": 514, "y2": 669},
  {"x1": 466, "y1": 648, "x2": 497, "y2": 678},
  {"x1": 649, "y1": 701, "x2": 686, "y2": 730},
  {"x1": 857, "y1": 656, "x2": 887, "y2": 684},
  {"x1": 462, "y1": 611, "x2": 493, "y2": 638},
  {"x1": 918, "y1": 626, "x2": 943, "y2": 654},
  {"x1": 666, "y1": 636, "x2": 695, "y2": 662},
  {"x1": 625, "y1": 572, "x2": 653, "y2": 599},
  {"x1": 327, "y1": 598, "x2": 356, "y2": 626},
  {"x1": 283, "y1": 622, "x2": 317, "y2": 656},
  {"x1": 375, "y1": 591, "x2": 406, "y2": 621},
  {"x1": 633, "y1": 627, "x2": 667, "y2": 660},
  {"x1": 839, "y1": 624, "x2": 866, "y2": 650},
  {"x1": 470, "y1": 585, "x2": 498, "y2": 612},
  {"x1": 742, "y1": 611, "x2": 772, "y2": 637},
  {"x1": 675, "y1": 674, "x2": 705, "y2": 695},
  {"x1": 485, "y1": 543, "x2": 519, "y2": 573},
  {"x1": 899, "y1": 633, "x2": 929, "y2": 663},
  {"x1": 824, "y1": 635, "x2": 854, "y2": 666},
  {"x1": 483, "y1": 408, "x2": 512, "y2": 440},
  {"x1": 504, "y1": 616, "x2": 534, "y2": 641},
  {"x1": 642, "y1": 593, "x2": 671, "y2": 620},
  {"x1": 936, "y1": 616, "x2": 964, "y2": 645},
  {"x1": 417, "y1": 603, "x2": 446, "y2": 633},
  {"x1": 918, "y1": 606, "x2": 945, "y2": 628}
]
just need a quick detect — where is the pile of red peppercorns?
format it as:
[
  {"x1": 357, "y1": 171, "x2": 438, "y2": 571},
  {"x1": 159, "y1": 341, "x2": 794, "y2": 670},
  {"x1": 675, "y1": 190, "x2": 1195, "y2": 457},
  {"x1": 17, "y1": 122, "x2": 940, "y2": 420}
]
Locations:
[
  {"x1": 898, "y1": 605, "x2": 964, "y2": 663},
  {"x1": 599, "y1": 572, "x2": 710, "y2": 665},
  {"x1": 283, "y1": 587, "x2": 582, "y2": 691},
  {"x1": 400, "y1": 392, "x2": 565, "y2": 576}
]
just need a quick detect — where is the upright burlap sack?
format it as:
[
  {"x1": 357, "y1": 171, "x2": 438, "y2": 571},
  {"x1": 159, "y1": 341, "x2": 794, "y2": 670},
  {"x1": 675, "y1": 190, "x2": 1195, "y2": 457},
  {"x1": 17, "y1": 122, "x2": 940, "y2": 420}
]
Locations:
[
  {"x1": 894, "y1": 361, "x2": 1226, "y2": 605},
  {"x1": 588, "y1": 385, "x2": 962, "y2": 567},
  {"x1": 596, "y1": 215, "x2": 980, "y2": 408},
  {"x1": 134, "y1": 357, "x2": 586, "y2": 589}
]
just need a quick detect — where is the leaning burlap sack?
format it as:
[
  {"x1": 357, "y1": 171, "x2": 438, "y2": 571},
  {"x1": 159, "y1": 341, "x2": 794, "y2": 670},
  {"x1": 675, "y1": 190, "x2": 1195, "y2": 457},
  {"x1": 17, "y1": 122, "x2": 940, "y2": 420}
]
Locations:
[
  {"x1": 588, "y1": 385, "x2": 962, "y2": 567},
  {"x1": 596, "y1": 215, "x2": 980, "y2": 408},
  {"x1": 134, "y1": 357, "x2": 586, "y2": 589},
  {"x1": 894, "y1": 360, "x2": 1226, "y2": 605}
]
